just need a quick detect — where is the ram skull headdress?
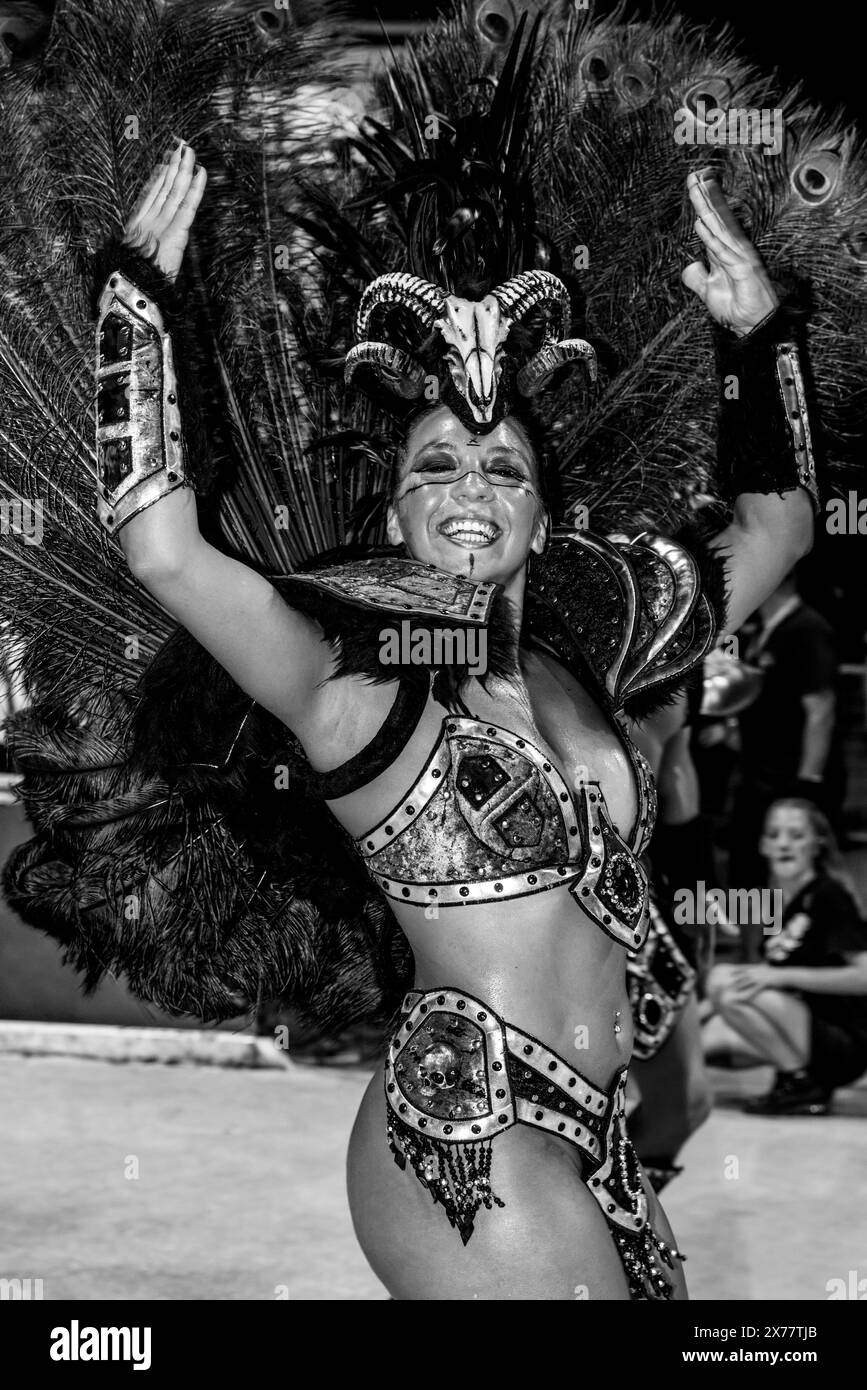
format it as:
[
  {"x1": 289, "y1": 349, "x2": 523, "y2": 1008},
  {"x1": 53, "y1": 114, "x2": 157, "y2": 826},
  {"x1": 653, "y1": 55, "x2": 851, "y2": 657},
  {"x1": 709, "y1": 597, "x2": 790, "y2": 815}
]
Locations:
[{"x1": 345, "y1": 268, "x2": 597, "y2": 430}]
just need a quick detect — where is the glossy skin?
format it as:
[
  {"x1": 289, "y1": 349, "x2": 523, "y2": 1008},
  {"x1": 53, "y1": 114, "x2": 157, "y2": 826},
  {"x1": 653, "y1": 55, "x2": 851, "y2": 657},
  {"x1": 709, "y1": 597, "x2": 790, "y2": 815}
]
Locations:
[
  {"x1": 384, "y1": 409, "x2": 547, "y2": 596},
  {"x1": 338, "y1": 412, "x2": 682, "y2": 1298},
  {"x1": 115, "y1": 146, "x2": 813, "y2": 1299}
]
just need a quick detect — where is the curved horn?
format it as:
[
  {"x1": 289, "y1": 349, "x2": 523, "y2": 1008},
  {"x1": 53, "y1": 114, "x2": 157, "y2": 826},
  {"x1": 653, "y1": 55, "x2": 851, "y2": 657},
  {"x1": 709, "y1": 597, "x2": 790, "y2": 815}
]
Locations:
[
  {"x1": 516, "y1": 339, "x2": 598, "y2": 397},
  {"x1": 345, "y1": 341, "x2": 428, "y2": 399},
  {"x1": 355, "y1": 273, "x2": 446, "y2": 339},
  {"x1": 492, "y1": 270, "x2": 571, "y2": 338}
]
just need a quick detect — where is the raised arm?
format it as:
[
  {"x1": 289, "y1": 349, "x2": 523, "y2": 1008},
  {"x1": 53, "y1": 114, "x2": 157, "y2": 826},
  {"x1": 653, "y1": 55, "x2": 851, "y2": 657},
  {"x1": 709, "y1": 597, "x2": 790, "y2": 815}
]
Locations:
[
  {"x1": 97, "y1": 142, "x2": 334, "y2": 736},
  {"x1": 682, "y1": 170, "x2": 816, "y2": 633}
]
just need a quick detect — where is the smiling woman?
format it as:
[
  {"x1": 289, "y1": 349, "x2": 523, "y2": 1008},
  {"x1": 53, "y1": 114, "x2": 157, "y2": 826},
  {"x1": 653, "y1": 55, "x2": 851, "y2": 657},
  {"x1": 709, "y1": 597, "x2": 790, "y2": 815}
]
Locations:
[{"x1": 386, "y1": 406, "x2": 547, "y2": 592}]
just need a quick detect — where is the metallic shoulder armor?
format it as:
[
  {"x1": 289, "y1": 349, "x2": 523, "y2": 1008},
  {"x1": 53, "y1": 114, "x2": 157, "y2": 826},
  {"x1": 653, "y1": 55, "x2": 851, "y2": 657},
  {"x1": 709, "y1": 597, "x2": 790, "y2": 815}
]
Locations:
[
  {"x1": 284, "y1": 555, "x2": 497, "y2": 627},
  {"x1": 95, "y1": 271, "x2": 189, "y2": 535},
  {"x1": 527, "y1": 530, "x2": 718, "y2": 712}
]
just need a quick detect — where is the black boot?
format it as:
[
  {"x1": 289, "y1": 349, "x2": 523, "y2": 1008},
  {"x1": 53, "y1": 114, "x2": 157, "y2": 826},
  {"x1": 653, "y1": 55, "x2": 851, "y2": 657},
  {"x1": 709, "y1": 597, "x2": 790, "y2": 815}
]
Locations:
[{"x1": 743, "y1": 1069, "x2": 832, "y2": 1116}]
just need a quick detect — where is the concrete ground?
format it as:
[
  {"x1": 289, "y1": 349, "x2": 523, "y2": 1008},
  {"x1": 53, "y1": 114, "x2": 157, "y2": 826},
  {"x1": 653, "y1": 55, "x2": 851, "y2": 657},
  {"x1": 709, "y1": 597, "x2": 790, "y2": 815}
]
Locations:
[{"x1": 2, "y1": 1053, "x2": 865, "y2": 1301}]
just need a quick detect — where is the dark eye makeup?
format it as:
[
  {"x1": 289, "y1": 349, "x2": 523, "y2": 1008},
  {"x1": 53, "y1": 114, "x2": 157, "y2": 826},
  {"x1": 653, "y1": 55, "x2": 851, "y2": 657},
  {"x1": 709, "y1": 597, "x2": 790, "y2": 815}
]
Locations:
[{"x1": 410, "y1": 458, "x2": 530, "y2": 485}]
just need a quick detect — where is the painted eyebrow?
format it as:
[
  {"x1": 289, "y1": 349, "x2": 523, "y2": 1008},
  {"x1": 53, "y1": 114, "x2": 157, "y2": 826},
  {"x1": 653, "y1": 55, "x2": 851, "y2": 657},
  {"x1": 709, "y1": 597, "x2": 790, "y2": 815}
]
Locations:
[
  {"x1": 410, "y1": 443, "x2": 530, "y2": 465},
  {"x1": 485, "y1": 447, "x2": 531, "y2": 467},
  {"x1": 410, "y1": 442, "x2": 461, "y2": 463},
  {"x1": 402, "y1": 441, "x2": 533, "y2": 483}
]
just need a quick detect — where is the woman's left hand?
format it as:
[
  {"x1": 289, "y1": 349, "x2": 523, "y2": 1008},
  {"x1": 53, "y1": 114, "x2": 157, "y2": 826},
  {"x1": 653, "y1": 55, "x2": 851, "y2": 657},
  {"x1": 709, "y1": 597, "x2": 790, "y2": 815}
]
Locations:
[
  {"x1": 681, "y1": 169, "x2": 779, "y2": 335},
  {"x1": 728, "y1": 962, "x2": 782, "y2": 1002}
]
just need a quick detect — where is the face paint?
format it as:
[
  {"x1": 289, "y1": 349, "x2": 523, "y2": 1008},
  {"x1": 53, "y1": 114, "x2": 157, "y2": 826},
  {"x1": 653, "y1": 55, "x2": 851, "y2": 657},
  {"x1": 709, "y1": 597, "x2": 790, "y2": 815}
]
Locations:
[
  {"x1": 395, "y1": 464, "x2": 539, "y2": 504},
  {"x1": 386, "y1": 408, "x2": 545, "y2": 588}
]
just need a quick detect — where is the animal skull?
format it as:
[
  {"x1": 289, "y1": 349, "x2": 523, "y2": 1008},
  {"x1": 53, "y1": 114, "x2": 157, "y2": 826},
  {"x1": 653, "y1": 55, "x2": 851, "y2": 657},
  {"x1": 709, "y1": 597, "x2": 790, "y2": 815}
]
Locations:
[
  {"x1": 435, "y1": 295, "x2": 513, "y2": 425},
  {"x1": 419, "y1": 1041, "x2": 461, "y2": 1089}
]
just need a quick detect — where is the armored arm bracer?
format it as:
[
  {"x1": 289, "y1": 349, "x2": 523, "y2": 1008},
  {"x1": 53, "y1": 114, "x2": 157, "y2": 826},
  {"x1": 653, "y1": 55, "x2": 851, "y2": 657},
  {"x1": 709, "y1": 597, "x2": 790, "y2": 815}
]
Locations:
[
  {"x1": 715, "y1": 307, "x2": 820, "y2": 513},
  {"x1": 95, "y1": 271, "x2": 190, "y2": 535}
]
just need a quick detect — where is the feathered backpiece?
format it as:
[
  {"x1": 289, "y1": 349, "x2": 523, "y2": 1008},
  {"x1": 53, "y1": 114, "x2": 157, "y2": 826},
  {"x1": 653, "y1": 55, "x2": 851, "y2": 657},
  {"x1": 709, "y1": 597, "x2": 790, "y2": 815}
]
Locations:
[
  {"x1": 334, "y1": 16, "x2": 598, "y2": 430},
  {"x1": 1, "y1": 0, "x2": 866, "y2": 1029},
  {"x1": 0, "y1": 0, "x2": 408, "y2": 1026},
  {"x1": 297, "y1": 0, "x2": 867, "y2": 532}
]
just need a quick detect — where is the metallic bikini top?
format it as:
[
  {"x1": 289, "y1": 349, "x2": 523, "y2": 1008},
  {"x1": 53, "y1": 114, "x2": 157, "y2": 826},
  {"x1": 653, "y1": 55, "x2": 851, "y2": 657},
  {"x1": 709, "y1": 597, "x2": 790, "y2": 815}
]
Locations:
[{"x1": 355, "y1": 710, "x2": 656, "y2": 950}]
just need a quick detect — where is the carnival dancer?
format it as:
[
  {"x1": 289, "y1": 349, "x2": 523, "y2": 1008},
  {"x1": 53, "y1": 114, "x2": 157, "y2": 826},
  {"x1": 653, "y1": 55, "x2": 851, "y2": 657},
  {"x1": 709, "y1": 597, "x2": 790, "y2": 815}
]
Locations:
[{"x1": 88, "y1": 139, "x2": 813, "y2": 1299}]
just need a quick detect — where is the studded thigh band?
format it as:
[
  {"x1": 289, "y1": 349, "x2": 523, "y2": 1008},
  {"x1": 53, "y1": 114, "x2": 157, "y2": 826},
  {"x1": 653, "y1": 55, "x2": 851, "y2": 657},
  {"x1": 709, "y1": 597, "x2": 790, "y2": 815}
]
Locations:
[{"x1": 385, "y1": 987, "x2": 683, "y2": 1300}]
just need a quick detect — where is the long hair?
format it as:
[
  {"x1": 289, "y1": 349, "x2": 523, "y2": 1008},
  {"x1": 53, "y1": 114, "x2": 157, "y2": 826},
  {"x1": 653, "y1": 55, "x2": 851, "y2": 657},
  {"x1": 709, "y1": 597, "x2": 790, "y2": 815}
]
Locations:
[{"x1": 762, "y1": 798, "x2": 862, "y2": 912}]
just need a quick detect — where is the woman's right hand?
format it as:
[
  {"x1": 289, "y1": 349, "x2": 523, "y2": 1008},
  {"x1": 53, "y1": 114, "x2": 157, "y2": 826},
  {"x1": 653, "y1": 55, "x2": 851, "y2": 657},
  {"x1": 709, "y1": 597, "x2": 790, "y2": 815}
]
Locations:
[
  {"x1": 727, "y1": 962, "x2": 779, "y2": 1001},
  {"x1": 122, "y1": 140, "x2": 207, "y2": 282}
]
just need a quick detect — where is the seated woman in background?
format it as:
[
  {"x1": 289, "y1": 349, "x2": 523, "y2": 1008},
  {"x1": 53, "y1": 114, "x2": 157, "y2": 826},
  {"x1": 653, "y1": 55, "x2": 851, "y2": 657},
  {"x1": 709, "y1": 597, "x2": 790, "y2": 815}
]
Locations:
[{"x1": 708, "y1": 799, "x2": 867, "y2": 1114}]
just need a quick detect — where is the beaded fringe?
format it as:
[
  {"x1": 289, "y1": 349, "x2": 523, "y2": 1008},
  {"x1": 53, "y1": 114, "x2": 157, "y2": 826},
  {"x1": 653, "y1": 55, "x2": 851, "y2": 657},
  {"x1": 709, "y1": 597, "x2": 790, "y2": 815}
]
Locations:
[
  {"x1": 611, "y1": 1225, "x2": 684, "y2": 1301},
  {"x1": 387, "y1": 1116, "x2": 505, "y2": 1245},
  {"x1": 388, "y1": 1111, "x2": 684, "y2": 1297}
]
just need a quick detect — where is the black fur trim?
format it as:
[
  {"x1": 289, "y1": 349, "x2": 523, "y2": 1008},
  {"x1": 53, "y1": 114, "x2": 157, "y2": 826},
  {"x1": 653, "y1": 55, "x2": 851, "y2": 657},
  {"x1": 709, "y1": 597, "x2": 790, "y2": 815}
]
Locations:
[
  {"x1": 271, "y1": 571, "x2": 520, "y2": 711},
  {"x1": 622, "y1": 674, "x2": 692, "y2": 726},
  {"x1": 91, "y1": 237, "x2": 185, "y2": 323},
  {"x1": 714, "y1": 298, "x2": 822, "y2": 508}
]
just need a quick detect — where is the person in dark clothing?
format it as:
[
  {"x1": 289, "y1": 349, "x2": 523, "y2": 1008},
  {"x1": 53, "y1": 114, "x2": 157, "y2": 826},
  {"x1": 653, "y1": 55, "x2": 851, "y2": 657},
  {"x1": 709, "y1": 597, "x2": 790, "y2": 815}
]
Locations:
[
  {"x1": 727, "y1": 572, "x2": 843, "y2": 944},
  {"x1": 708, "y1": 799, "x2": 867, "y2": 1114}
]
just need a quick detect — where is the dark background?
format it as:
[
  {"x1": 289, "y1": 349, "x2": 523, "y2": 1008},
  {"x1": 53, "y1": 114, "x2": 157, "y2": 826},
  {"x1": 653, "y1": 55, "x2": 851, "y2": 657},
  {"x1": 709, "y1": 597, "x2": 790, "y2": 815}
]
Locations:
[
  {"x1": 9, "y1": 0, "x2": 867, "y2": 125},
  {"x1": 364, "y1": 0, "x2": 867, "y2": 123},
  {"x1": 9, "y1": 2, "x2": 864, "y2": 123}
]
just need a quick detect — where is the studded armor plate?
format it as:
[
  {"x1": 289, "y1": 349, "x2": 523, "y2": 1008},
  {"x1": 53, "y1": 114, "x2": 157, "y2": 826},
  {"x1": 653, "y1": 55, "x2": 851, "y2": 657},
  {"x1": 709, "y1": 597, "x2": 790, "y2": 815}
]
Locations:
[
  {"x1": 627, "y1": 895, "x2": 697, "y2": 1060},
  {"x1": 95, "y1": 271, "x2": 189, "y2": 535},
  {"x1": 356, "y1": 715, "x2": 653, "y2": 948}
]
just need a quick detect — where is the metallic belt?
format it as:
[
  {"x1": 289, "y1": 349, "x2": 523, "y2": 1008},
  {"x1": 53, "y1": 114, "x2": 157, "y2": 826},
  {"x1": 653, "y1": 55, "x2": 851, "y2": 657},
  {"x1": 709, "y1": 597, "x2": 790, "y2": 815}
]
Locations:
[{"x1": 386, "y1": 986, "x2": 649, "y2": 1237}]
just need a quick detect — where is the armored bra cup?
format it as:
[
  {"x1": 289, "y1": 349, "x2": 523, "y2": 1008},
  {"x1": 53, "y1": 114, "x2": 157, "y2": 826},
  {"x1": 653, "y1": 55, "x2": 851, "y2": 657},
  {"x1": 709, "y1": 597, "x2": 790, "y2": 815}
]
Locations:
[{"x1": 357, "y1": 714, "x2": 653, "y2": 950}]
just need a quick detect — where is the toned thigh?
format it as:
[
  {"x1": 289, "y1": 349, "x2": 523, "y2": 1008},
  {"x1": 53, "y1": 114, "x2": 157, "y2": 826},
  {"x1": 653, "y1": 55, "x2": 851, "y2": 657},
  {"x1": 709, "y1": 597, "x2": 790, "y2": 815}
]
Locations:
[{"x1": 347, "y1": 1066, "x2": 687, "y2": 1301}]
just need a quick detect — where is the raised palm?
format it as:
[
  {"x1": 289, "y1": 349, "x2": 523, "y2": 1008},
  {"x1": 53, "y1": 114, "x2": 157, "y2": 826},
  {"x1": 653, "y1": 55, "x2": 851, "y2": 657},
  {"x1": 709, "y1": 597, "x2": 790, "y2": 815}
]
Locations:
[
  {"x1": 122, "y1": 140, "x2": 206, "y2": 281},
  {"x1": 682, "y1": 169, "x2": 779, "y2": 335}
]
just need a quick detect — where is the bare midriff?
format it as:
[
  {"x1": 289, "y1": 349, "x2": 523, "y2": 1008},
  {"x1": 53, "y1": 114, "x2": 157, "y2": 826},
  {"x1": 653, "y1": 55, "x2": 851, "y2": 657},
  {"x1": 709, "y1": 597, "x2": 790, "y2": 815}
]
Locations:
[
  {"x1": 319, "y1": 652, "x2": 642, "y2": 1090},
  {"x1": 394, "y1": 889, "x2": 635, "y2": 1086}
]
